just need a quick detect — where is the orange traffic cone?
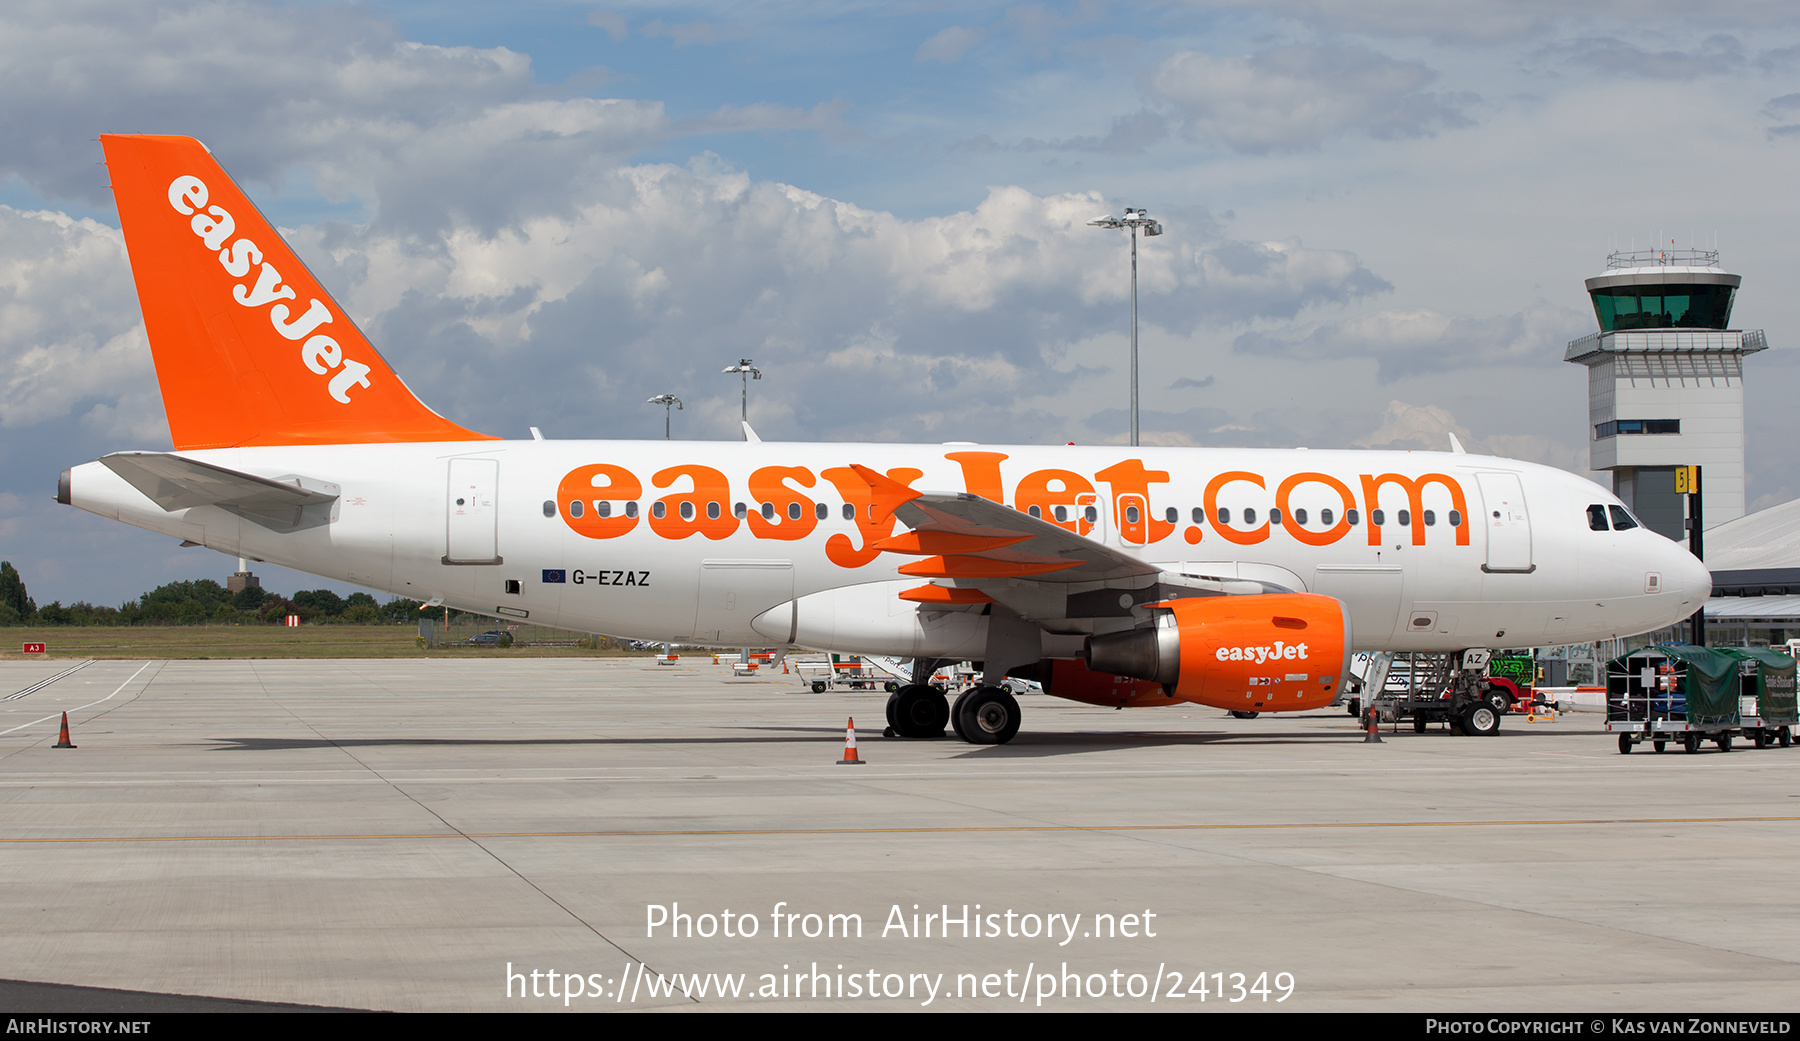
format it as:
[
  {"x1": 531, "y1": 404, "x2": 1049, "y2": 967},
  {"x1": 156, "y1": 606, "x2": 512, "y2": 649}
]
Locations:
[
  {"x1": 837, "y1": 717, "x2": 866, "y2": 765},
  {"x1": 1363, "y1": 711, "x2": 1382, "y2": 744},
  {"x1": 53, "y1": 712, "x2": 76, "y2": 749}
]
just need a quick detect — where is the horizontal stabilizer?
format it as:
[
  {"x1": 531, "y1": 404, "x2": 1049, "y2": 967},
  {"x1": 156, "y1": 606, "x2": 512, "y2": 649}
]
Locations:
[{"x1": 100, "y1": 452, "x2": 338, "y2": 512}]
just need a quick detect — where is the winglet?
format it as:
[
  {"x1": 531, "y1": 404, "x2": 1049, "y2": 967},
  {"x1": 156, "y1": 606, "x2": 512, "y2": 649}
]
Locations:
[
  {"x1": 847, "y1": 463, "x2": 923, "y2": 524},
  {"x1": 100, "y1": 134, "x2": 492, "y2": 449},
  {"x1": 1447, "y1": 432, "x2": 1467, "y2": 454}
]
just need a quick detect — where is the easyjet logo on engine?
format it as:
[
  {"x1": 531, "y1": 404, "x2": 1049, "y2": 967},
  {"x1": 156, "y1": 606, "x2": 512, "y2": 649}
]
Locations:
[
  {"x1": 166, "y1": 175, "x2": 373, "y2": 404},
  {"x1": 1216, "y1": 641, "x2": 1308, "y2": 664}
]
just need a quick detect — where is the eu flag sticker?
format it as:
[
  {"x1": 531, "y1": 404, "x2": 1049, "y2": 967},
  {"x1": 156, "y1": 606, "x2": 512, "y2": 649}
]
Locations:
[{"x1": 542, "y1": 569, "x2": 566, "y2": 584}]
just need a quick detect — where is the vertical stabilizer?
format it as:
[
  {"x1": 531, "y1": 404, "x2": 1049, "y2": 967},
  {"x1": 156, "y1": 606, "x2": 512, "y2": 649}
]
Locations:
[{"x1": 101, "y1": 134, "x2": 492, "y2": 449}]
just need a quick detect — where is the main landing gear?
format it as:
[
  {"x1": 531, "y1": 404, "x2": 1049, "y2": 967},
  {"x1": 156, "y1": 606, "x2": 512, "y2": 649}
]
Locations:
[{"x1": 886, "y1": 683, "x2": 1022, "y2": 744}]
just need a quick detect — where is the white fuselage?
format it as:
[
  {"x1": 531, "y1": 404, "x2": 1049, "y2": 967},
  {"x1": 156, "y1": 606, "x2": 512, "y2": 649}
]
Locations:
[{"x1": 65, "y1": 440, "x2": 1713, "y2": 657}]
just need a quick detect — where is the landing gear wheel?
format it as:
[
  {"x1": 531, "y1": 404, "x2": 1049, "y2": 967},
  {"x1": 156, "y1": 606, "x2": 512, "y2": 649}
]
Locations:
[
  {"x1": 1229, "y1": 710, "x2": 1259, "y2": 719},
  {"x1": 1653, "y1": 740, "x2": 1667, "y2": 753},
  {"x1": 1414, "y1": 717, "x2": 1428, "y2": 733},
  {"x1": 955, "y1": 686, "x2": 1021, "y2": 745},
  {"x1": 1618, "y1": 733, "x2": 1633, "y2": 754},
  {"x1": 1684, "y1": 732, "x2": 1701, "y2": 754},
  {"x1": 890, "y1": 684, "x2": 948, "y2": 738},
  {"x1": 1461, "y1": 703, "x2": 1500, "y2": 736},
  {"x1": 884, "y1": 692, "x2": 899, "y2": 729},
  {"x1": 949, "y1": 689, "x2": 974, "y2": 741},
  {"x1": 812, "y1": 681, "x2": 828, "y2": 693}
]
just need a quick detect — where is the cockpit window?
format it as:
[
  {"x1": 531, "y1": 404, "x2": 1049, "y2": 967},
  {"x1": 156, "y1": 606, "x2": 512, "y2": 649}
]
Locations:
[
  {"x1": 1587, "y1": 504, "x2": 1609, "y2": 531},
  {"x1": 1608, "y1": 505, "x2": 1639, "y2": 531}
]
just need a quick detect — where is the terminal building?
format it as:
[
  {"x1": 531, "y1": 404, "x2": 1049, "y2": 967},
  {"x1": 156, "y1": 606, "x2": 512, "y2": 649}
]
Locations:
[{"x1": 1564, "y1": 249, "x2": 1765, "y2": 541}]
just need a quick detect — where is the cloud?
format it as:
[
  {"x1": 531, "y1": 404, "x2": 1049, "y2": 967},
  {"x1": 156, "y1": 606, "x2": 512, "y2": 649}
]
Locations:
[
  {"x1": 1147, "y1": 46, "x2": 1473, "y2": 153},
  {"x1": 1541, "y1": 35, "x2": 1748, "y2": 79},
  {"x1": 0, "y1": 207, "x2": 156, "y2": 434},
  {"x1": 1232, "y1": 304, "x2": 1589, "y2": 383},
  {"x1": 970, "y1": 110, "x2": 1169, "y2": 154},
  {"x1": 1170, "y1": 375, "x2": 1214, "y2": 389},
  {"x1": 917, "y1": 26, "x2": 985, "y2": 65},
  {"x1": 587, "y1": 10, "x2": 627, "y2": 41},
  {"x1": 641, "y1": 19, "x2": 724, "y2": 48}
]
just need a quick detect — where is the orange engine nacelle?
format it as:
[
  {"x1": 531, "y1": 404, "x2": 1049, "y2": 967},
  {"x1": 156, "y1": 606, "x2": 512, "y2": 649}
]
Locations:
[{"x1": 1084, "y1": 593, "x2": 1352, "y2": 713}]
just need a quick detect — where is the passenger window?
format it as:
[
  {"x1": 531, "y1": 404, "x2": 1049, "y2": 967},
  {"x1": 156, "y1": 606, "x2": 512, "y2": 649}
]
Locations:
[
  {"x1": 1269, "y1": 508, "x2": 1282, "y2": 525},
  {"x1": 542, "y1": 500, "x2": 555, "y2": 518},
  {"x1": 1028, "y1": 505, "x2": 1041, "y2": 519},
  {"x1": 1124, "y1": 505, "x2": 1140, "y2": 524},
  {"x1": 815, "y1": 502, "x2": 828, "y2": 520},
  {"x1": 1165, "y1": 507, "x2": 1178, "y2": 524},
  {"x1": 762, "y1": 502, "x2": 775, "y2": 519},
  {"x1": 842, "y1": 503, "x2": 854, "y2": 521},
  {"x1": 1587, "y1": 505, "x2": 1609, "y2": 531},
  {"x1": 1054, "y1": 505, "x2": 1068, "y2": 523},
  {"x1": 1320, "y1": 508, "x2": 1332, "y2": 526},
  {"x1": 1371, "y1": 509, "x2": 1385, "y2": 526},
  {"x1": 789, "y1": 502, "x2": 802, "y2": 520},
  {"x1": 1448, "y1": 510, "x2": 1460, "y2": 527},
  {"x1": 1084, "y1": 506, "x2": 1098, "y2": 523},
  {"x1": 1244, "y1": 508, "x2": 1257, "y2": 525},
  {"x1": 1293, "y1": 508, "x2": 1307, "y2": 525},
  {"x1": 734, "y1": 502, "x2": 747, "y2": 519},
  {"x1": 1346, "y1": 509, "x2": 1358, "y2": 526},
  {"x1": 651, "y1": 501, "x2": 666, "y2": 519},
  {"x1": 597, "y1": 501, "x2": 612, "y2": 518},
  {"x1": 706, "y1": 502, "x2": 720, "y2": 520},
  {"x1": 1217, "y1": 507, "x2": 1230, "y2": 525},
  {"x1": 568, "y1": 500, "x2": 583, "y2": 518},
  {"x1": 626, "y1": 501, "x2": 638, "y2": 518},
  {"x1": 1192, "y1": 507, "x2": 1204, "y2": 524},
  {"x1": 1609, "y1": 505, "x2": 1639, "y2": 530},
  {"x1": 1423, "y1": 510, "x2": 1435, "y2": 526}
]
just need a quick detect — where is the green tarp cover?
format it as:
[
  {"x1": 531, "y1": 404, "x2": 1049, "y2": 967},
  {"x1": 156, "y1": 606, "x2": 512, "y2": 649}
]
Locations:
[
  {"x1": 1652, "y1": 644, "x2": 1741, "y2": 726},
  {"x1": 1717, "y1": 647, "x2": 1799, "y2": 725}
]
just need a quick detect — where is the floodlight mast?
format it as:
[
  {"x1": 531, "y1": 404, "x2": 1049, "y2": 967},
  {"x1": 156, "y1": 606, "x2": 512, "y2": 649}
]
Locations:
[
  {"x1": 720, "y1": 359, "x2": 763, "y2": 440},
  {"x1": 646, "y1": 394, "x2": 682, "y2": 440},
  {"x1": 1087, "y1": 208, "x2": 1163, "y2": 447}
]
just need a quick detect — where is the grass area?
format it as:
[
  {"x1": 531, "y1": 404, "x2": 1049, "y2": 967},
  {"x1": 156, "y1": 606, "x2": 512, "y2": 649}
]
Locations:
[{"x1": 0, "y1": 626, "x2": 651, "y2": 660}]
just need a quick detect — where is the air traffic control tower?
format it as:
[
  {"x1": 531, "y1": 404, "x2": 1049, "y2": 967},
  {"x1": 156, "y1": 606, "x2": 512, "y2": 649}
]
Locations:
[{"x1": 1564, "y1": 249, "x2": 1766, "y2": 541}]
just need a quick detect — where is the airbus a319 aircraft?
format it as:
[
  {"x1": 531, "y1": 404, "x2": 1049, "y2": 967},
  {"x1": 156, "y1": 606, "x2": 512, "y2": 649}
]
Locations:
[{"x1": 59, "y1": 135, "x2": 1712, "y2": 744}]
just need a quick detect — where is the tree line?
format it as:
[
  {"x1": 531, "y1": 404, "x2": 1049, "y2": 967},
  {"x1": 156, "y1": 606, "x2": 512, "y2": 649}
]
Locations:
[{"x1": 0, "y1": 561, "x2": 448, "y2": 626}]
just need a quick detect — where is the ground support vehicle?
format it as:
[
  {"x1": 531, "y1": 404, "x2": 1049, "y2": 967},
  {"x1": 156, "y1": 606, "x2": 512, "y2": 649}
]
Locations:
[
  {"x1": 1720, "y1": 647, "x2": 1796, "y2": 749},
  {"x1": 795, "y1": 654, "x2": 900, "y2": 694},
  {"x1": 1605, "y1": 645, "x2": 1784, "y2": 754},
  {"x1": 1364, "y1": 650, "x2": 1504, "y2": 736}
]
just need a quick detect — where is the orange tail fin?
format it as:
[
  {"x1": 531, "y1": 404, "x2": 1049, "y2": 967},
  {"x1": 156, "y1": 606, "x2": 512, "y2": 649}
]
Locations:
[{"x1": 101, "y1": 134, "x2": 492, "y2": 449}]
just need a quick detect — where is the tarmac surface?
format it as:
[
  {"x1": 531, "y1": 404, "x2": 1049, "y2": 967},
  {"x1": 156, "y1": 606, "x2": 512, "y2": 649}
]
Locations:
[{"x1": 0, "y1": 656, "x2": 1795, "y2": 1013}]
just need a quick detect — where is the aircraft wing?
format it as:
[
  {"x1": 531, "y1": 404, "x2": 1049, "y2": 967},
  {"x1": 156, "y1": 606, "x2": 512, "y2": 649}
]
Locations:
[
  {"x1": 100, "y1": 452, "x2": 339, "y2": 512},
  {"x1": 848, "y1": 464, "x2": 1273, "y2": 629}
]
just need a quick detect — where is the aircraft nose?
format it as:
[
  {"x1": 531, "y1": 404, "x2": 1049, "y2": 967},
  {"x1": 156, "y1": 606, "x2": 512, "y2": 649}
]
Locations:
[{"x1": 1669, "y1": 544, "x2": 1713, "y2": 608}]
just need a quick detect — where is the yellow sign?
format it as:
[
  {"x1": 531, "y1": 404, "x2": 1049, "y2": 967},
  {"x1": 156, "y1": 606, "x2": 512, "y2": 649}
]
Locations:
[{"x1": 1674, "y1": 465, "x2": 1698, "y2": 495}]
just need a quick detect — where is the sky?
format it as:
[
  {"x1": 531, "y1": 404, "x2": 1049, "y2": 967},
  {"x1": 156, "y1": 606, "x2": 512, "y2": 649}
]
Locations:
[{"x1": 3, "y1": 0, "x2": 1800, "y2": 608}]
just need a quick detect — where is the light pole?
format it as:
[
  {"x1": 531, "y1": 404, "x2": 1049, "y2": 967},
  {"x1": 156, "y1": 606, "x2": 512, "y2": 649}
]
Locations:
[
  {"x1": 720, "y1": 359, "x2": 762, "y2": 439},
  {"x1": 646, "y1": 393, "x2": 682, "y2": 439},
  {"x1": 1087, "y1": 207, "x2": 1162, "y2": 447}
]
